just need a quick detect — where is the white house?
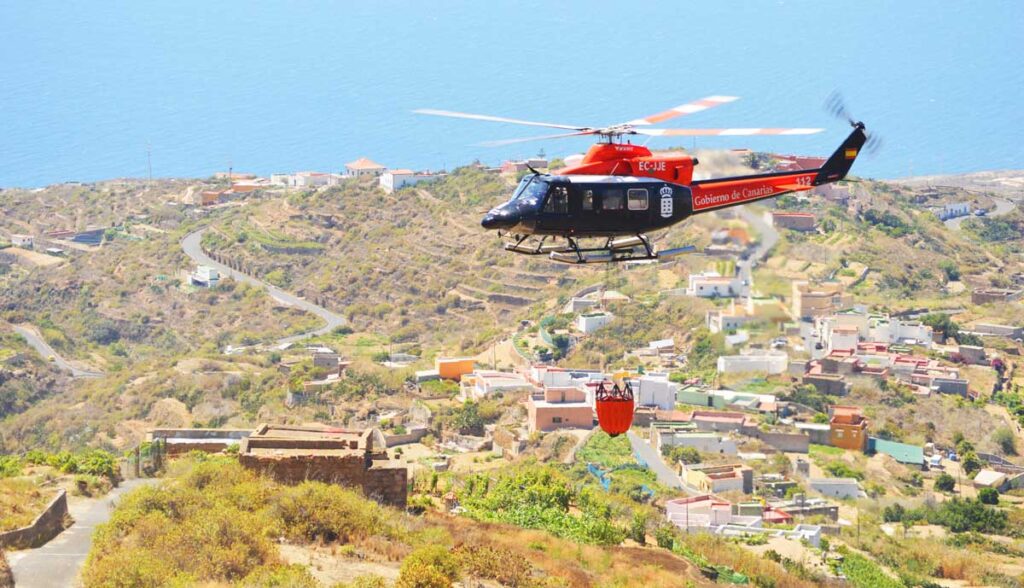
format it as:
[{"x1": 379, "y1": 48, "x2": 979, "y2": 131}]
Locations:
[
  {"x1": 577, "y1": 312, "x2": 613, "y2": 335},
  {"x1": 716, "y1": 352, "x2": 788, "y2": 375},
  {"x1": 379, "y1": 169, "x2": 443, "y2": 194},
  {"x1": 10, "y1": 234, "x2": 34, "y2": 249},
  {"x1": 459, "y1": 370, "x2": 533, "y2": 401},
  {"x1": 629, "y1": 373, "x2": 678, "y2": 410},
  {"x1": 809, "y1": 477, "x2": 864, "y2": 499},
  {"x1": 940, "y1": 202, "x2": 970, "y2": 220},
  {"x1": 345, "y1": 157, "x2": 386, "y2": 178},
  {"x1": 869, "y1": 315, "x2": 933, "y2": 347},
  {"x1": 652, "y1": 428, "x2": 738, "y2": 455},
  {"x1": 270, "y1": 172, "x2": 346, "y2": 188},
  {"x1": 687, "y1": 271, "x2": 744, "y2": 298},
  {"x1": 190, "y1": 265, "x2": 220, "y2": 288}
]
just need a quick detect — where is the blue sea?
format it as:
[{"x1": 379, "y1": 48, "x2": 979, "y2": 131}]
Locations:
[{"x1": 1, "y1": 1, "x2": 1022, "y2": 187}]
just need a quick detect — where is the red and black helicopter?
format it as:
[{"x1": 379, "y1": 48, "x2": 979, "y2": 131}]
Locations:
[{"x1": 416, "y1": 95, "x2": 868, "y2": 264}]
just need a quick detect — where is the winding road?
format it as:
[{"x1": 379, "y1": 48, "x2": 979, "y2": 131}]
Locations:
[
  {"x1": 944, "y1": 196, "x2": 1015, "y2": 230},
  {"x1": 8, "y1": 479, "x2": 156, "y2": 588},
  {"x1": 180, "y1": 228, "x2": 346, "y2": 346},
  {"x1": 11, "y1": 324, "x2": 103, "y2": 378}
]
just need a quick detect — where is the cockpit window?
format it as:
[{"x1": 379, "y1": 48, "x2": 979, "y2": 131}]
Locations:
[
  {"x1": 511, "y1": 175, "x2": 548, "y2": 202},
  {"x1": 544, "y1": 186, "x2": 569, "y2": 214}
]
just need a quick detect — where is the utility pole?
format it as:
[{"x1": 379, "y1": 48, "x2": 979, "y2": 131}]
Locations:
[{"x1": 146, "y1": 142, "x2": 152, "y2": 186}]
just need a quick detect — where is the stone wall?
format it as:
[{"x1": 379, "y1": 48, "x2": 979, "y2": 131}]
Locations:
[
  {"x1": 741, "y1": 426, "x2": 811, "y2": 453},
  {"x1": 239, "y1": 454, "x2": 407, "y2": 508},
  {"x1": 0, "y1": 490, "x2": 69, "y2": 549},
  {"x1": 384, "y1": 427, "x2": 428, "y2": 447}
]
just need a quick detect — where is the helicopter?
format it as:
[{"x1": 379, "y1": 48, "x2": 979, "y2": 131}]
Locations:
[{"x1": 416, "y1": 96, "x2": 869, "y2": 264}]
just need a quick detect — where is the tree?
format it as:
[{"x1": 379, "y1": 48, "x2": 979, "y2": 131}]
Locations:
[
  {"x1": 654, "y1": 524, "x2": 676, "y2": 549},
  {"x1": 938, "y1": 259, "x2": 961, "y2": 282},
  {"x1": 628, "y1": 511, "x2": 648, "y2": 545},
  {"x1": 934, "y1": 473, "x2": 956, "y2": 492},
  {"x1": 960, "y1": 451, "x2": 983, "y2": 477},
  {"x1": 664, "y1": 445, "x2": 701, "y2": 465},
  {"x1": 978, "y1": 487, "x2": 999, "y2": 505},
  {"x1": 453, "y1": 401, "x2": 484, "y2": 436}
]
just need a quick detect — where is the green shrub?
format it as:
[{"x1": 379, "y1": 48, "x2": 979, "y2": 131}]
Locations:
[
  {"x1": 934, "y1": 473, "x2": 955, "y2": 492},
  {"x1": 0, "y1": 456, "x2": 21, "y2": 478},
  {"x1": 274, "y1": 482, "x2": 391, "y2": 543},
  {"x1": 978, "y1": 487, "x2": 999, "y2": 505},
  {"x1": 238, "y1": 564, "x2": 320, "y2": 587}
]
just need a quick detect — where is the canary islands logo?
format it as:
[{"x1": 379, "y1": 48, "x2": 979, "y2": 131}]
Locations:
[{"x1": 659, "y1": 186, "x2": 673, "y2": 218}]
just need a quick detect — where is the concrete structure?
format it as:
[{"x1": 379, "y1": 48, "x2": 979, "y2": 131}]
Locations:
[
  {"x1": 148, "y1": 428, "x2": 251, "y2": 455},
  {"x1": 459, "y1": 370, "x2": 532, "y2": 401},
  {"x1": 651, "y1": 423, "x2": 738, "y2": 455},
  {"x1": 629, "y1": 373, "x2": 679, "y2": 410},
  {"x1": 271, "y1": 171, "x2": 347, "y2": 188},
  {"x1": 189, "y1": 265, "x2": 220, "y2": 288},
  {"x1": 771, "y1": 212, "x2": 816, "y2": 231},
  {"x1": 968, "y1": 323, "x2": 1024, "y2": 340},
  {"x1": 345, "y1": 157, "x2": 386, "y2": 177},
  {"x1": 707, "y1": 297, "x2": 792, "y2": 334},
  {"x1": 687, "y1": 271, "x2": 743, "y2": 298},
  {"x1": 0, "y1": 490, "x2": 68, "y2": 549},
  {"x1": 829, "y1": 405, "x2": 868, "y2": 451},
  {"x1": 973, "y1": 469, "x2": 1008, "y2": 489},
  {"x1": 795, "y1": 422, "x2": 831, "y2": 445},
  {"x1": 501, "y1": 158, "x2": 548, "y2": 174},
  {"x1": 717, "y1": 352, "x2": 788, "y2": 375},
  {"x1": 577, "y1": 312, "x2": 613, "y2": 334},
  {"x1": 665, "y1": 495, "x2": 822, "y2": 547},
  {"x1": 379, "y1": 169, "x2": 443, "y2": 193},
  {"x1": 972, "y1": 288, "x2": 1022, "y2": 305},
  {"x1": 563, "y1": 296, "x2": 599, "y2": 314},
  {"x1": 10, "y1": 234, "x2": 34, "y2": 249},
  {"x1": 957, "y1": 345, "x2": 987, "y2": 365},
  {"x1": 792, "y1": 281, "x2": 850, "y2": 319},
  {"x1": 526, "y1": 386, "x2": 593, "y2": 433},
  {"x1": 939, "y1": 201, "x2": 970, "y2": 220},
  {"x1": 239, "y1": 424, "x2": 407, "y2": 507},
  {"x1": 436, "y1": 357, "x2": 475, "y2": 381},
  {"x1": 809, "y1": 477, "x2": 863, "y2": 499},
  {"x1": 680, "y1": 462, "x2": 754, "y2": 494}
]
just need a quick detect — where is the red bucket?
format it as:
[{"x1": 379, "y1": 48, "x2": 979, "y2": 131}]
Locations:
[{"x1": 595, "y1": 381, "x2": 634, "y2": 437}]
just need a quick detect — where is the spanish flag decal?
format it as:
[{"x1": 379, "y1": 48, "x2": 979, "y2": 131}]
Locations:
[{"x1": 844, "y1": 148, "x2": 858, "y2": 159}]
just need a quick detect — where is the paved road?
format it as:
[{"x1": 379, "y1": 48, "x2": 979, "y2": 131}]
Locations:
[
  {"x1": 8, "y1": 479, "x2": 156, "y2": 588},
  {"x1": 11, "y1": 325, "x2": 103, "y2": 378},
  {"x1": 735, "y1": 206, "x2": 780, "y2": 297},
  {"x1": 626, "y1": 431, "x2": 688, "y2": 491},
  {"x1": 944, "y1": 196, "x2": 1015, "y2": 230},
  {"x1": 181, "y1": 228, "x2": 346, "y2": 346}
]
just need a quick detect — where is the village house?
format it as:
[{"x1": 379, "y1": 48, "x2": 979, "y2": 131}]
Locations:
[
  {"x1": 435, "y1": 357, "x2": 475, "y2": 381},
  {"x1": 651, "y1": 422, "x2": 738, "y2": 455},
  {"x1": 829, "y1": 405, "x2": 868, "y2": 451},
  {"x1": 665, "y1": 495, "x2": 821, "y2": 546},
  {"x1": 792, "y1": 281, "x2": 850, "y2": 319},
  {"x1": 379, "y1": 169, "x2": 444, "y2": 193},
  {"x1": 526, "y1": 385, "x2": 593, "y2": 433},
  {"x1": 238, "y1": 424, "x2": 407, "y2": 507},
  {"x1": 500, "y1": 158, "x2": 548, "y2": 174},
  {"x1": 809, "y1": 477, "x2": 863, "y2": 499},
  {"x1": 717, "y1": 351, "x2": 788, "y2": 375},
  {"x1": 577, "y1": 311, "x2": 613, "y2": 334},
  {"x1": 10, "y1": 234, "x2": 34, "y2": 249},
  {"x1": 680, "y1": 462, "x2": 754, "y2": 494},
  {"x1": 707, "y1": 296, "x2": 791, "y2": 334},
  {"x1": 189, "y1": 265, "x2": 220, "y2": 288},
  {"x1": 771, "y1": 212, "x2": 816, "y2": 231},
  {"x1": 345, "y1": 157, "x2": 386, "y2": 178},
  {"x1": 459, "y1": 370, "x2": 532, "y2": 401},
  {"x1": 687, "y1": 271, "x2": 744, "y2": 298},
  {"x1": 627, "y1": 373, "x2": 679, "y2": 410}
]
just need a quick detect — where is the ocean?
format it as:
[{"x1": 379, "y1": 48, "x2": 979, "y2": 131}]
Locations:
[{"x1": 1, "y1": 0, "x2": 1022, "y2": 187}]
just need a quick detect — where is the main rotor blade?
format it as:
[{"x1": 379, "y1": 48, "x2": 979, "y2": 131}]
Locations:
[
  {"x1": 414, "y1": 108, "x2": 588, "y2": 131},
  {"x1": 623, "y1": 96, "x2": 739, "y2": 126},
  {"x1": 635, "y1": 127, "x2": 824, "y2": 136},
  {"x1": 479, "y1": 130, "x2": 598, "y2": 147}
]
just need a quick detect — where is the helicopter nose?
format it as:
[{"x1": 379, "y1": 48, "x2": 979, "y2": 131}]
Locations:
[{"x1": 481, "y1": 210, "x2": 518, "y2": 230}]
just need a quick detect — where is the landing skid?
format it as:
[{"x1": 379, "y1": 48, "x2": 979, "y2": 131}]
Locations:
[{"x1": 503, "y1": 234, "x2": 696, "y2": 264}]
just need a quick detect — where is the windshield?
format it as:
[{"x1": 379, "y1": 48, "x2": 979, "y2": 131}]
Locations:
[{"x1": 511, "y1": 175, "x2": 548, "y2": 201}]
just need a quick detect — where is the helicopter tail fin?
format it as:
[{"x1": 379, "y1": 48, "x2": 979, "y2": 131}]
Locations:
[{"x1": 813, "y1": 123, "x2": 867, "y2": 185}]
